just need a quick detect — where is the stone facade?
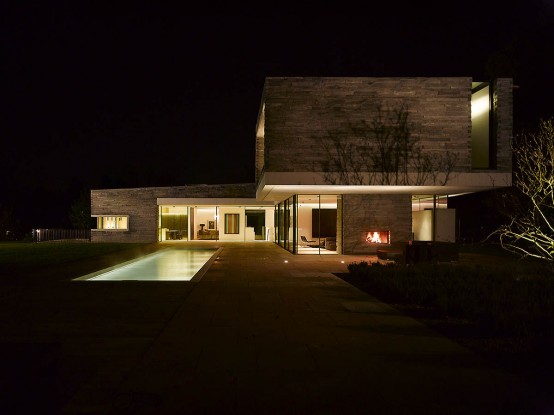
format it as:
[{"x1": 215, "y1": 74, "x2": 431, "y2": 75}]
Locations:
[
  {"x1": 341, "y1": 194, "x2": 412, "y2": 254},
  {"x1": 494, "y1": 78, "x2": 513, "y2": 172},
  {"x1": 257, "y1": 77, "x2": 513, "y2": 180},
  {"x1": 259, "y1": 77, "x2": 476, "y2": 176},
  {"x1": 91, "y1": 183, "x2": 256, "y2": 243}
]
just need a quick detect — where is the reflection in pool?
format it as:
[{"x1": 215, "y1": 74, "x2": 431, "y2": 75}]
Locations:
[{"x1": 75, "y1": 248, "x2": 220, "y2": 281}]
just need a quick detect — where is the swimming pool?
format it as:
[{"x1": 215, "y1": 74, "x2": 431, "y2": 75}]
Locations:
[{"x1": 74, "y1": 247, "x2": 221, "y2": 281}]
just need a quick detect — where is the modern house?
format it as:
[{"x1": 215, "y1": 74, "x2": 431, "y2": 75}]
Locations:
[{"x1": 91, "y1": 77, "x2": 512, "y2": 254}]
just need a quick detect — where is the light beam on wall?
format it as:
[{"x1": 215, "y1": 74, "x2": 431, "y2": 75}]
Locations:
[{"x1": 471, "y1": 95, "x2": 489, "y2": 118}]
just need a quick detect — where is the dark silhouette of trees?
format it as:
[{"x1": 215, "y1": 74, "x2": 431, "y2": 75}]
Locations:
[
  {"x1": 69, "y1": 191, "x2": 93, "y2": 230},
  {"x1": 320, "y1": 104, "x2": 458, "y2": 186},
  {"x1": 0, "y1": 204, "x2": 20, "y2": 240}
]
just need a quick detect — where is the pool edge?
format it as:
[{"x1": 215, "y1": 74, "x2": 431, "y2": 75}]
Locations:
[
  {"x1": 72, "y1": 247, "x2": 172, "y2": 281},
  {"x1": 190, "y1": 247, "x2": 223, "y2": 282},
  {"x1": 72, "y1": 246, "x2": 222, "y2": 282}
]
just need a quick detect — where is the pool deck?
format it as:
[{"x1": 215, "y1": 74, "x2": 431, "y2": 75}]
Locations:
[{"x1": 1, "y1": 242, "x2": 552, "y2": 414}]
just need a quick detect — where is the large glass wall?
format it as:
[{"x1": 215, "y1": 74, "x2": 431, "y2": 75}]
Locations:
[
  {"x1": 274, "y1": 195, "x2": 338, "y2": 255},
  {"x1": 297, "y1": 195, "x2": 338, "y2": 255},
  {"x1": 159, "y1": 206, "x2": 188, "y2": 240},
  {"x1": 411, "y1": 195, "x2": 456, "y2": 242},
  {"x1": 191, "y1": 206, "x2": 219, "y2": 240},
  {"x1": 159, "y1": 205, "x2": 274, "y2": 242},
  {"x1": 275, "y1": 196, "x2": 296, "y2": 253},
  {"x1": 286, "y1": 195, "x2": 296, "y2": 253}
]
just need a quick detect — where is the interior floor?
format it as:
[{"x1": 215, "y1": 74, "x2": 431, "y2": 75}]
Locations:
[{"x1": 297, "y1": 245, "x2": 337, "y2": 255}]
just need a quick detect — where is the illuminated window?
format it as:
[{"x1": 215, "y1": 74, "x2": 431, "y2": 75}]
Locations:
[
  {"x1": 95, "y1": 216, "x2": 129, "y2": 230},
  {"x1": 471, "y1": 82, "x2": 492, "y2": 169}
]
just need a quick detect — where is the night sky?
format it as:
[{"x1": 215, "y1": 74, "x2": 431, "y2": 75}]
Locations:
[{"x1": 3, "y1": 4, "x2": 554, "y2": 231}]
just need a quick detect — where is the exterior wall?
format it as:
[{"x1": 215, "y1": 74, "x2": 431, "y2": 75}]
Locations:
[
  {"x1": 255, "y1": 133, "x2": 264, "y2": 183},
  {"x1": 342, "y1": 194, "x2": 412, "y2": 254},
  {"x1": 336, "y1": 195, "x2": 343, "y2": 254},
  {"x1": 255, "y1": 106, "x2": 265, "y2": 183},
  {"x1": 262, "y1": 77, "x2": 474, "y2": 176},
  {"x1": 91, "y1": 183, "x2": 256, "y2": 243},
  {"x1": 494, "y1": 78, "x2": 513, "y2": 171}
]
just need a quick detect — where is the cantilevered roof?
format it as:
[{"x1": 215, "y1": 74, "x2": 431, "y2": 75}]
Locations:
[{"x1": 256, "y1": 172, "x2": 512, "y2": 201}]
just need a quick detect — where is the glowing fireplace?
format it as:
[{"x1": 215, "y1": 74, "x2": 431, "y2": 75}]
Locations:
[{"x1": 364, "y1": 230, "x2": 390, "y2": 245}]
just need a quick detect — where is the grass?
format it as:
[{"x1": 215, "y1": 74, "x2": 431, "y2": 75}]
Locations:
[{"x1": 0, "y1": 241, "x2": 163, "y2": 283}]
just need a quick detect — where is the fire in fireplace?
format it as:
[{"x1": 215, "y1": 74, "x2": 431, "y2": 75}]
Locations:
[{"x1": 365, "y1": 231, "x2": 390, "y2": 244}]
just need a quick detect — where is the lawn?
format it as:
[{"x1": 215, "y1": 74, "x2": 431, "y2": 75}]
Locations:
[{"x1": 0, "y1": 241, "x2": 163, "y2": 283}]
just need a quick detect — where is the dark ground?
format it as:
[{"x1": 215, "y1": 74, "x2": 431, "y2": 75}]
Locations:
[{"x1": 335, "y1": 262, "x2": 554, "y2": 401}]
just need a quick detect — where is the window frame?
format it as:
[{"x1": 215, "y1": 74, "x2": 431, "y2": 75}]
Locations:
[{"x1": 92, "y1": 215, "x2": 130, "y2": 231}]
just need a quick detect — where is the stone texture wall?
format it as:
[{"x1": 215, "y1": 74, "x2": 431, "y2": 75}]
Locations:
[
  {"x1": 336, "y1": 195, "x2": 343, "y2": 254},
  {"x1": 91, "y1": 183, "x2": 256, "y2": 243},
  {"x1": 494, "y1": 78, "x2": 513, "y2": 172},
  {"x1": 262, "y1": 77, "x2": 474, "y2": 176},
  {"x1": 255, "y1": 106, "x2": 265, "y2": 183},
  {"x1": 342, "y1": 194, "x2": 412, "y2": 254},
  {"x1": 255, "y1": 133, "x2": 264, "y2": 183}
]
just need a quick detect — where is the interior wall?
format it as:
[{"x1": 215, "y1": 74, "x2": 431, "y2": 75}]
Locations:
[
  {"x1": 265, "y1": 208, "x2": 275, "y2": 241},
  {"x1": 412, "y1": 210, "x2": 433, "y2": 241},
  {"x1": 218, "y1": 206, "x2": 245, "y2": 241},
  {"x1": 412, "y1": 209, "x2": 456, "y2": 242},
  {"x1": 297, "y1": 204, "x2": 314, "y2": 240},
  {"x1": 435, "y1": 209, "x2": 456, "y2": 242}
]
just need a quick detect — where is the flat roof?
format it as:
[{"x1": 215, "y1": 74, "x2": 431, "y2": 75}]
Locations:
[
  {"x1": 256, "y1": 172, "x2": 512, "y2": 201},
  {"x1": 157, "y1": 198, "x2": 275, "y2": 206}
]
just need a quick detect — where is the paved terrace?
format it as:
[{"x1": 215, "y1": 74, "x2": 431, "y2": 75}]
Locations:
[{"x1": 0, "y1": 242, "x2": 550, "y2": 414}]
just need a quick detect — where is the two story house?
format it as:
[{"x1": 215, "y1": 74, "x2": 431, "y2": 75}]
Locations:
[{"x1": 91, "y1": 77, "x2": 512, "y2": 254}]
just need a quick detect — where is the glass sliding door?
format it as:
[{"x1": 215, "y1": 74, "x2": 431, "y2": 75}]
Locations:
[
  {"x1": 158, "y1": 205, "x2": 189, "y2": 241},
  {"x1": 285, "y1": 195, "x2": 297, "y2": 253},
  {"x1": 291, "y1": 195, "x2": 297, "y2": 253},
  {"x1": 297, "y1": 195, "x2": 338, "y2": 255},
  {"x1": 275, "y1": 197, "x2": 297, "y2": 253},
  {"x1": 192, "y1": 206, "x2": 219, "y2": 240}
]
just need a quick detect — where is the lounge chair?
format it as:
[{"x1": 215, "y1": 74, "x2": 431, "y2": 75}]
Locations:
[{"x1": 301, "y1": 235, "x2": 320, "y2": 248}]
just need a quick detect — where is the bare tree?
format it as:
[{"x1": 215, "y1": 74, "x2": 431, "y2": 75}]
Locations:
[
  {"x1": 320, "y1": 103, "x2": 458, "y2": 253},
  {"x1": 491, "y1": 117, "x2": 554, "y2": 265},
  {"x1": 321, "y1": 103, "x2": 458, "y2": 186}
]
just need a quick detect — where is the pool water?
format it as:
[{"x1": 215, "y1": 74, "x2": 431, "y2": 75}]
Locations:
[{"x1": 75, "y1": 247, "x2": 220, "y2": 281}]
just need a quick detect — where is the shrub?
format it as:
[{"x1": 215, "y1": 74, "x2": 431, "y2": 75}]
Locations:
[{"x1": 347, "y1": 261, "x2": 554, "y2": 337}]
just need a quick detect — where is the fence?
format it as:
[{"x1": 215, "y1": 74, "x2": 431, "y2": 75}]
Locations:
[{"x1": 33, "y1": 229, "x2": 91, "y2": 242}]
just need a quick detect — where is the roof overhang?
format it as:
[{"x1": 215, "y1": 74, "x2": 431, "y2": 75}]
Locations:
[
  {"x1": 256, "y1": 172, "x2": 512, "y2": 201},
  {"x1": 157, "y1": 197, "x2": 275, "y2": 206}
]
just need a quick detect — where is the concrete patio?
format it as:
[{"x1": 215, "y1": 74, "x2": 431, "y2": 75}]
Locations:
[{"x1": 0, "y1": 242, "x2": 550, "y2": 414}]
